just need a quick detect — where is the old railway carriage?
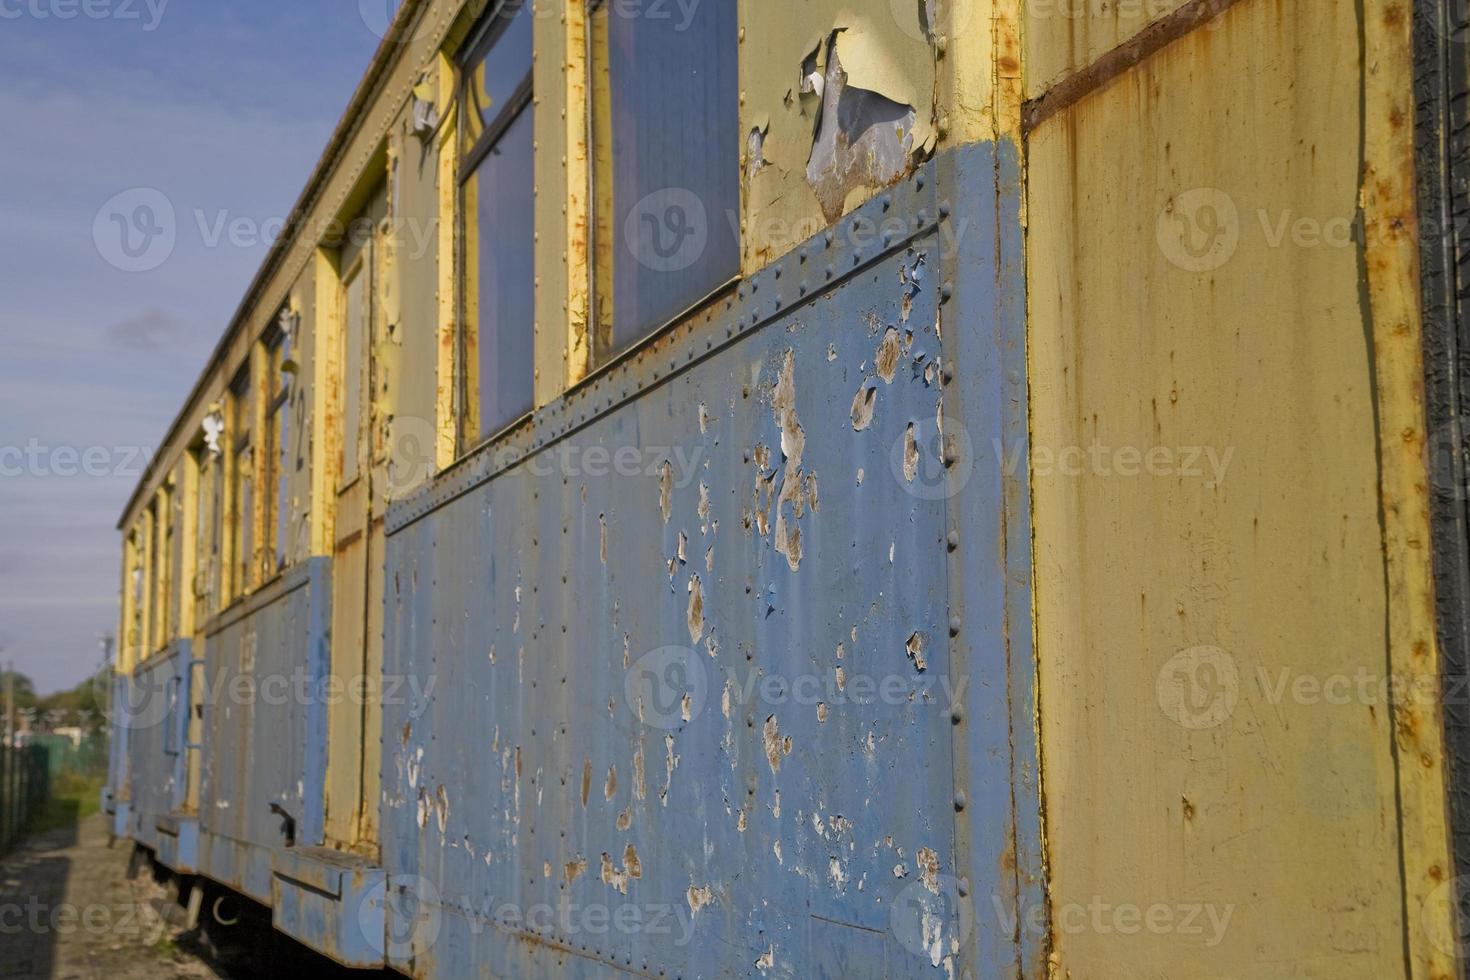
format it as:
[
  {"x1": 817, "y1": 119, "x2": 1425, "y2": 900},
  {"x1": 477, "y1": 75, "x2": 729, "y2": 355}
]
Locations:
[{"x1": 101, "y1": 0, "x2": 1470, "y2": 976}]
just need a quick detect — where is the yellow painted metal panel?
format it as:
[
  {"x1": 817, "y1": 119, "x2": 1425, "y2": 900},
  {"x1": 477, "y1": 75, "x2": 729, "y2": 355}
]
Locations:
[
  {"x1": 327, "y1": 492, "x2": 367, "y2": 848},
  {"x1": 1023, "y1": 0, "x2": 1190, "y2": 100},
  {"x1": 533, "y1": 1, "x2": 591, "y2": 399},
  {"x1": 1360, "y1": 0, "x2": 1458, "y2": 974},
  {"x1": 1026, "y1": 0, "x2": 1452, "y2": 975}
]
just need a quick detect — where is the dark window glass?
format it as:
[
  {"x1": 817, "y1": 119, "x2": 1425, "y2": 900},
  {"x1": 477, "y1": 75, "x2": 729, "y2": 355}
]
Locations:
[
  {"x1": 465, "y1": 1, "x2": 534, "y2": 139},
  {"x1": 468, "y1": 105, "x2": 535, "y2": 436},
  {"x1": 593, "y1": 0, "x2": 740, "y2": 358},
  {"x1": 229, "y1": 366, "x2": 253, "y2": 600},
  {"x1": 460, "y1": 0, "x2": 535, "y2": 443},
  {"x1": 265, "y1": 323, "x2": 293, "y2": 574}
]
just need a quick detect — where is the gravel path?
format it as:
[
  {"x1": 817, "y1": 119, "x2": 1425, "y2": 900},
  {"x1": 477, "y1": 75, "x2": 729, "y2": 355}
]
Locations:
[{"x1": 0, "y1": 814, "x2": 222, "y2": 980}]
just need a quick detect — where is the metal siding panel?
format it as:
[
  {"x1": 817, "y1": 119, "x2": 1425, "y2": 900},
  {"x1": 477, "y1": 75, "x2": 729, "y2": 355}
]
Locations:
[
  {"x1": 124, "y1": 643, "x2": 191, "y2": 858},
  {"x1": 198, "y1": 560, "x2": 333, "y2": 896},
  {"x1": 378, "y1": 156, "x2": 1023, "y2": 979}
]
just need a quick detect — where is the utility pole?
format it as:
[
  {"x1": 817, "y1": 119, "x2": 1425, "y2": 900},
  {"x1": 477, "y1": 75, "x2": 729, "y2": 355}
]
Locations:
[{"x1": 3, "y1": 657, "x2": 13, "y2": 749}]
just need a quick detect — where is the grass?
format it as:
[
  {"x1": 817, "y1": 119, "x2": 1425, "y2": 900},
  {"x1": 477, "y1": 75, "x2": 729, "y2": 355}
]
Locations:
[{"x1": 25, "y1": 769, "x2": 106, "y2": 836}]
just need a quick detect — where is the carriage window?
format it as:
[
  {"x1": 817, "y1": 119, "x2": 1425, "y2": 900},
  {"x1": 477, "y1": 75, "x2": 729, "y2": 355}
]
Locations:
[
  {"x1": 342, "y1": 261, "x2": 366, "y2": 486},
  {"x1": 161, "y1": 480, "x2": 176, "y2": 643},
  {"x1": 229, "y1": 365, "x2": 254, "y2": 601},
  {"x1": 264, "y1": 317, "x2": 294, "y2": 575},
  {"x1": 128, "y1": 529, "x2": 144, "y2": 663},
  {"x1": 590, "y1": 0, "x2": 740, "y2": 359},
  {"x1": 192, "y1": 442, "x2": 220, "y2": 620},
  {"x1": 459, "y1": 0, "x2": 535, "y2": 445},
  {"x1": 146, "y1": 501, "x2": 159, "y2": 651}
]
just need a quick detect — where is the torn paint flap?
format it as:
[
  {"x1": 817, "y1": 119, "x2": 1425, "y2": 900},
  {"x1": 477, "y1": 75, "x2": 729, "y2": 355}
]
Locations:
[{"x1": 806, "y1": 30, "x2": 919, "y2": 223}]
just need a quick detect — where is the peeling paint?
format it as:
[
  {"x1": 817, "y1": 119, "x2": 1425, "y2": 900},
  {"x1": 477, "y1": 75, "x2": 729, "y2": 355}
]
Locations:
[
  {"x1": 687, "y1": 574, "x2": 706, "y2": 643},
  {"x1": 659, "y1": 460, "x2": 673, "y2": 523},
  {"x1": 600, "y1": 852, "x2": 629, "y2": 894},
  {"x1": 902, "y1": 422, "x2": 920, "y2": 481},
  {"x1": 435, "y1": 784, "x2": 449, "y2": 833},
  {"x1": 806, "y1": 32, "x2": 918, "y2": 223},
  {"x1": 687, "y1": 883, "x2": 715, "y2": 917},
  {"x1": 762, "y1": 714, "x2": 793, "y2": 774},
  {"x1": 874, "y1": 326, "x2": 902, "y2": 383},
  {"x1": 906, "y1": 631, "x2": 928, "y2": 672},
  {"x1": 661, "y1": 733, "x2": 679, "y2": 807},
  {"x1": 916, "y1": 845, "x2": 940, "y2": 894},
  {"x1": 851, "y1": 382, "x2": 878, "y2": 430},
  {"x1": 770, "y1": 350, "x2": 817, "y2": 572}
]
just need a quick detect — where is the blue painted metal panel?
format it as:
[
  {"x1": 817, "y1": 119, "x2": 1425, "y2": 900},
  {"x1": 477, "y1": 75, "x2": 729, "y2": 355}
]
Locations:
[
  {"x1": 271, "y1": 845, "x2": 387, "y2": 968},
  {"x1": 376, "y1": 148, "x2": 1031, "y2": 979},
  {"x1": 103, "y1": 675, "x2": 130, "y2": 836},
  {"x1": 934, "y1": 139, "x2": 1046, "y2": 977},
  {"x1": 123, "y1": 642, "x2": 193, "y2": 861},
  {"x1": 197, "y1": 558, "x2": 332, "y2": 902},
  {"x1": 155, "y1": 813, "x2": 200, "y2": 872}
]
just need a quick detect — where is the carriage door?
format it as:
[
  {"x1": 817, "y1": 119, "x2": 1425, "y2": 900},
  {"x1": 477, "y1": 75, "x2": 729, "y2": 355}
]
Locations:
[{"x1": 327, "y1": 186, "x2": 388, "y2": 851}]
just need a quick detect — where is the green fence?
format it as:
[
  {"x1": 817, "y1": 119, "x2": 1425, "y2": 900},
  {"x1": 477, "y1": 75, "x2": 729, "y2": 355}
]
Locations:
[
  {"x1": 25, "y1": 734, "x2": 109, "y2": 781},
  {"x1": 0, "y1": 744, "x2": 51, "y2": 856}
]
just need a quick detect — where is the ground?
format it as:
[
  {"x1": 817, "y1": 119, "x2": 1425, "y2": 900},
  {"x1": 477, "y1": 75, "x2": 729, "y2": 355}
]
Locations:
[{"x1": 0, "y1": 814, "x2": 224, "y2": 979}]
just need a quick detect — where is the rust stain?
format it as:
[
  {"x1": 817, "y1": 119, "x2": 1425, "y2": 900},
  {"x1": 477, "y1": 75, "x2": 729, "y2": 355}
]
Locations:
[
  {"x1": 659, "y1": 460, "x2": 673, "y2": 523},
  {"x1": 687, "y1": 574, "x2": 706, "y2": 643},
  {"x1": 687, "y1": 883, "x2": 715, "y2": 916},
  {"x1": 874, "y1": 327, "x2": 902, "y2": 383}
]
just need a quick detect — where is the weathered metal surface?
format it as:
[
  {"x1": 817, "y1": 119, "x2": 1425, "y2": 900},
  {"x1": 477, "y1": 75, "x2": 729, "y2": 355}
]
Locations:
[
  {"x1": 935, "y1": 140, "x2": 1044, "y2": 978},
  {"x1": 123, "y1": 642, "x2": 193, "y2": 860},
  {"x1": 271, "y1": 845, "x2": 388, "y2": 968},
  {"x1": 1415, "y1": 0, "x2": 1470, "y2": 910},
  {"x1": 197, "y1": 558, "x2": 332, "y2": 902},
  {"x1": 103, "y1": 674, "x2": 132, "y2": 838},
  {"x1": 378, "y1": 150, "x2": 1029, "y2": 979},
  {"x1": 1024, "y1": 0, "x2": 1456, "y2": 975}
]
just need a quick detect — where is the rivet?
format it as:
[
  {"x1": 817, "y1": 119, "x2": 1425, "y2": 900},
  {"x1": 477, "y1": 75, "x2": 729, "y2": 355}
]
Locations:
[
  {"x1": 954, "y1": 791, "x2": 966, "y2": 811},
  {"x1": 956, "y1": 877, "x2": 970, "y2": 897},
  {"x1": 947, "y1": 531, "x2": 960, "y2": 551},
  {"x1": 918, "y1": 209, "x2": 930, "y2": 226},
  {"x1": 941, "y1": 282, "x2": 954, "y2": 303},
  {"x1": 949, "y1": 616, "x2": 961, "y2": 636},
  {"x1": 951, "y1": 706, "x2": 963, "y2": 725},
  {"x1": 939, "y1": 202, "x2": 951, "y2": 220}
]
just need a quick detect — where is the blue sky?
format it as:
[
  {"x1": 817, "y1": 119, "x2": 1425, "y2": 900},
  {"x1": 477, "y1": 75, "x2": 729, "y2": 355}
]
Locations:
[{"x1": 0, "y1": 1, "x2": 398, "y2": 692}]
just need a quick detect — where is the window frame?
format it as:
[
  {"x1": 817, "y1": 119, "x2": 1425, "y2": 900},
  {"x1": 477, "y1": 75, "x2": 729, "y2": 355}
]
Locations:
[
  {"x1": 584, "y1": 0, "x2": 742, "y2": 366},
  {"x1": 339, "y1": 253, "x2": 368, "y2": 490},
  {"x1": 263, "y1": 315, "x2": 294, "y2": 579},
  {"x1": 227, "y1": 363, "x2": 254, "y2": 603},
  {"x1": 455, "y1": 0, "x2": 536, "y2": 455},
  {"x1": 160, "y1": 479, "x2": 176, "y2": 647}
]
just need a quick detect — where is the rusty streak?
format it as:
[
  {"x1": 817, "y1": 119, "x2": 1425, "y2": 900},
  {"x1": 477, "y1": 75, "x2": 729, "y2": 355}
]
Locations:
[{"x1": 1021, "y1": 0, "x2": 1249, "y2": 134}]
